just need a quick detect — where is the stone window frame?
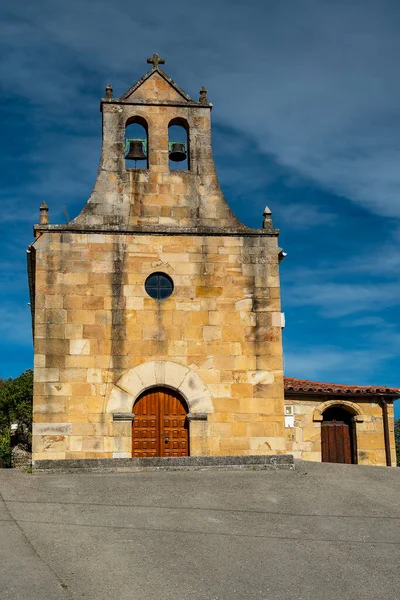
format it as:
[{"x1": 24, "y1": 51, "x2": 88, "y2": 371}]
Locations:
[
  {"x1": 106, "y1": 361, "x2": 213, "y2": 458},
  {"x1": 107, "y1": 361, "x2": 213, "y2": 417},
  {"x1": 313, "y1": 399, "x2": 365, "y2": 423},
  {"x1": 144, "y1": 272, "x2": 174, "y2": 300},
  {"x1": 125, "y1": 115, "x2": 149, "y2": 169},
  {"x1": 168, "y1": 117, "x2": 190, "y2": 171}
]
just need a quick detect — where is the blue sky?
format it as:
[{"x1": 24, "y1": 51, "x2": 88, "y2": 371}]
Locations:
[{"x1": 1, "y1": 0, "x2": 399, "y2": 413}]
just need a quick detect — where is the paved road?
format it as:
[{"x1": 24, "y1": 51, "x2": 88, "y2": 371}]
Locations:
[{"x1": 0, "y1": 460, "x2": 399, "y2": 600}]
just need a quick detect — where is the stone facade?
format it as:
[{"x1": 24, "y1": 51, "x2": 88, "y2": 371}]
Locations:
[
  {"x1": 28, "y1": 59, "x2": 286, "y2": 461},
  {"x1": 28, "y1": 58, "x2": 398, "y2": 467},
  {"x1": 284, "y1": 380, "x2": 398, "y2": 466}
]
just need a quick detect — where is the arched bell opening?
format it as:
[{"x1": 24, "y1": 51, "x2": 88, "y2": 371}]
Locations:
[
  {"x1": 132, "y1": 386, "x2": 189, "y2": 458},
  {"x1": 168, "y1": 118, "x2": 189, "y2": 171},
  {"x1": 125, "y1": 116, "x2": 148, "y2": 169},
  {"x1": 321, "y1": 406, "x2": 357, "y2": 464}
]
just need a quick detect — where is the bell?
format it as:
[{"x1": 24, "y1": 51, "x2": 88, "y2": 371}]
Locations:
[
  {"x1": 169, "y1": 142, "x2": 187, "y2": 162},
  {"x1": 125, "y1": 140, "x2": 147, "y2": 161}
]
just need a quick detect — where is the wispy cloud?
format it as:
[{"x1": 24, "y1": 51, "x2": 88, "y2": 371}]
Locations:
[
  {"x1": 277, "y1": 203, "x2": 337, "y2": 229},
  {"x1": 283, "y1": 218, "x2": 400, "y2": 320},
  {"x1": 284, "y1": 345, "x2": 390, "y2": 381},
  {"x1": 285, "y1": 281, "x2": 400, "y2": 317},
  {"x1": 0, "y1": 206, "x2": 38, "y2": 224},
  {"x1": 0, "y1": 305, "x2": 32, "y2": 345},
  {"x1": 343, "y1": 243, "x2": 400, "y2": 278},
  {"x1": 2, "y1": 0, "x2": 400, "y2": 218},
  {"x1": 1, "y1": 0, "x2": 399, "y2": 391},
  {"x1": 285, "y1": 300, "x2": 400, "y2": 385},
  {"x1": 284, "y1": 340, "x2": 400, "y2": 385}
]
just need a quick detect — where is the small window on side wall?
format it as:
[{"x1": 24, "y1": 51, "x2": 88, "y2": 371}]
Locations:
[
  {"x1": 125, "y1": 117, "x2": 148, "y2": 169},
  {"x1": 168, "y1": 118, "x2": 189, "y2": 171}
]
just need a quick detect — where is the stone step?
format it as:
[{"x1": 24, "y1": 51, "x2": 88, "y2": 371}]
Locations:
[{"x1": 33, "y1": 454, "x2": 295, "y2": 474}]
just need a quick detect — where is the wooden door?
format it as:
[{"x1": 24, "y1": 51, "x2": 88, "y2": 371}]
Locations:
[
  {"x1": 132, "y1": 387, "x2": 189, "y2": 458},
  {"x1": 321, "y1": 421, "x2": 352, "y2": 464}
]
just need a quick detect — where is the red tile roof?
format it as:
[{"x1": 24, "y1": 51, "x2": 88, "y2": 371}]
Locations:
[{"x1": 284, "y1": 377, "x2": 400, "y2": 398}]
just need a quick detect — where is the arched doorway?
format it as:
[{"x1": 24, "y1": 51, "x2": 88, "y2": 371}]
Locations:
[
  {"x1": 132, "y1": 387, "x2": 189, "y2": 458},
  {"x1": 321, "y1": 406, "x2": 357, "y2": 464}
]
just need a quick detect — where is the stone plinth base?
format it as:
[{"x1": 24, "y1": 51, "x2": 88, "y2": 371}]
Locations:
[{"x1": 33, "y1": 454, "x2": 294, "y2": 474}]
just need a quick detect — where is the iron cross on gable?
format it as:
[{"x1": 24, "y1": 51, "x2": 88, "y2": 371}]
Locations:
[{"x1": 147, "y1": 53, "x2": 165, "y2": 68}]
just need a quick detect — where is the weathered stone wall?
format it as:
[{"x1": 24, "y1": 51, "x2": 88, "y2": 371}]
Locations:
[
  {"x1": 32, "y1": 230, "x2": 285, "y2": 460},
  {"x1": 284, "y1": 396, "x2": 396, "y2": 466},
  {"x1": 30, "y1": 64, "x2": 286, "y2": 461},
  {"x1": 72, "y1": 70, "x2": 244, "y2": 231},
  {"x1": 11, "y1": 444, "x2": 32, "y2": 469}
]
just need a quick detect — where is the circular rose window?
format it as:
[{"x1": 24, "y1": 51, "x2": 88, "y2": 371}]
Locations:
[{"x1": 145, "y1": 272, "x2": 174, "y2": 300}]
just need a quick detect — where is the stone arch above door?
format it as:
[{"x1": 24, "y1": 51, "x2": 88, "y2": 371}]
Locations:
[
  {"x1": 313, "y1": 400, "x2": 364, "y2": 422},
  {"x1": 106, "y1": 361, "x2": 214, "y2": 418}
]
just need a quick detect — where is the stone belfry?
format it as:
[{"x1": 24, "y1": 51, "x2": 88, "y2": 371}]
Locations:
[{"x1": 28, "y1": 55, "x2": 286, "y2": 463}]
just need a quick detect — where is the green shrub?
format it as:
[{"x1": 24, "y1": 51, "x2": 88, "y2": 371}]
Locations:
[
  {"x1": 0, "y1": 369, "x2": 33, "y2": 466},
  {"x1": 0, "y1": 430, "x2": 11, "y2": 467}
]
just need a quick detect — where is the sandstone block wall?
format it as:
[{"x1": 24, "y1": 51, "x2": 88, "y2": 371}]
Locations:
[
  {"x1": 30, "y1": 61, "x2": 287, "y2": 461},
  {"x1": 284, "y1": 396, "x2": 396, "y2": 466},
  {"x1": 32, "y1": 230, "x2": 285, "y2": 460},
  {"x1": 75, "y1": 71, "x2": 243, "y2": 231}
]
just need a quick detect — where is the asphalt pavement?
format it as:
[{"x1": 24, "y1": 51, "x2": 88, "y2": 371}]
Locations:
[{"x1": 0, "y1": 460, "x2": 399, "y2": 600}]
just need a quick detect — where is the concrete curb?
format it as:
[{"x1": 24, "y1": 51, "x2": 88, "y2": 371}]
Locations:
[{"x1": 33, "y1": 454, "x2": 295, "y2": 474}]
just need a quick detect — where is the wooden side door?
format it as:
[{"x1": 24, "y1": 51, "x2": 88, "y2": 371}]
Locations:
[
  {"x1": 321, "y1": 421, "x2": 352, "y2": 464},
  {"x1": 132, "y1": 387, "x2": 189, "y2": 458}
]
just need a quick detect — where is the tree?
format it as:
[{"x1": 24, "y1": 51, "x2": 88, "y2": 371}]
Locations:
[
  {"x1": 0, "y1": 369, "x2": 33, "y2": 466},
  {"x1": 395, "y1": 418, "x2": 400, "y2": 467}
]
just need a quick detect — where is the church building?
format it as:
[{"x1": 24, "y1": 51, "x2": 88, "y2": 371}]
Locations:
[{"x1": 27, "y1": 55, "x2": 398, "y2": 467}]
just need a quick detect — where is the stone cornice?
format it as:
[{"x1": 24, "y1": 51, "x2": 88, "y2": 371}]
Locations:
[
  {"x1": 33, "y1": 224, "x2": 280, "y2": 237},
  {"x1": 101, "y1": 99, "x2": 212, "y2": 109}
]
